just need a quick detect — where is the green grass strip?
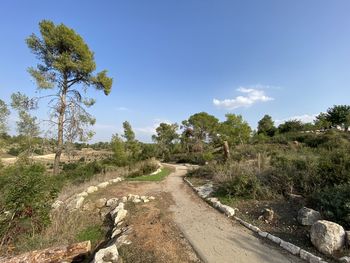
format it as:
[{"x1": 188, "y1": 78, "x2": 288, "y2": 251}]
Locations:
[{"x1": 127, "y1": 167, "x2": 172, "y2": 182}]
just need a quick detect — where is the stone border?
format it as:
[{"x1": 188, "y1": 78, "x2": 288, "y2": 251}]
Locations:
[
  {"x1": 91, "y1": 194, "x2": 156, "y2": 263},
  {"x1": 184, "y1": 177, "x2": 329, "y2": 263},
  {"x1": 52, "y1": 177, "x2": 124, "y2": 211}
]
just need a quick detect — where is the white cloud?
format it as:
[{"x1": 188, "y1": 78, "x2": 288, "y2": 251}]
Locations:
[
  {"x1": 213, "y1": 86, "x2": 274, "y2": 110},
  {"x1": 275, "y1": 114, "x2": 317, "y2": 124},
  {"x1": 115, "y1": 106, "x2": 129, "y2": 111},
  {"x1": 135, "y1": 118, "x2": 172, "y2": 135}
]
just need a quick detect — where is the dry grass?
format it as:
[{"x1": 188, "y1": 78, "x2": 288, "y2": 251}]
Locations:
[
  {"x1": 12, "y1": 208, "x2": 106, "y2": 255},
  {"x1": 57, "y1": 167, "x2": 130, "y2": 202}
]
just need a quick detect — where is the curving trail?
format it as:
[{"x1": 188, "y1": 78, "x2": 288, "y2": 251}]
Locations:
[{"x1": 164, "y1": 164, "x2": 302, "y2": 263}]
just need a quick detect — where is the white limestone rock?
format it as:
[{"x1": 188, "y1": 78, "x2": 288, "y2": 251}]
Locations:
[
  {"x1": 106, "y1": 198, "x2": 119, "y2": 208},
  {"x1": 97, "y1": 182, "x2": 110, "y2": 189},
  {"x1": 86, "y1": 186, "x2": 98, "y2": 194},
  {"x1": 311, "y1": 220, "x2": 346, "y2": 255},
  {"x1": 93, "y1": 244, "x2": 119, "y2": 263},
  {"x1": 95, "y1": 198, "x2": 107, "y2": 208},
  {"x1": 51, "y1": 200, "x2": 64, "y2": 210}
]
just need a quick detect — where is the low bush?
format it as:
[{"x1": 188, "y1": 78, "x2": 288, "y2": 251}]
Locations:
[
  {"x1": 62, "y1": 161, "x2": 103, "y2": 184},
  {"x1": 128, "y1": 159, "x2": 159, "y2": 178},
  {"x1": 0, "y1": 164, "x2": 57, "y2": 246},
  {"x1": 311, "y1": 184, "x2": 350, "y2": 228}
]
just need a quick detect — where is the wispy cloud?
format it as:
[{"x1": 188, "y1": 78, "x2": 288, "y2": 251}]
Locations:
[
  {"x1": 115, "y1": 106, "x2": 130, "y2": 111},
  {"x1": 213, "y1": 86, "x2": 274, "y2": 110},
  {"x1": 135, "y1": 118, "x2": 172, "y2": 135},
  {"x1": 275, "y1": 114, "x2": 317, "y2": 124}
]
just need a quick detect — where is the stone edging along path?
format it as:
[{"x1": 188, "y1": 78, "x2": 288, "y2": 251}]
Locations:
[{"x1": 183, "y1": 177, "x2": 329, "y2": 263}]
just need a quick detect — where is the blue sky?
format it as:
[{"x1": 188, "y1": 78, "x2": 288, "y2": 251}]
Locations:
[{"x1": 1, "y1": 0, "x2": 350, "y2": 142}]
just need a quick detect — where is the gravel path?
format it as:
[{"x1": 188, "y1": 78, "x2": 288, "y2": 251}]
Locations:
[{"x1": 164, "y1": 164, "x2": 303, "y2": 263}]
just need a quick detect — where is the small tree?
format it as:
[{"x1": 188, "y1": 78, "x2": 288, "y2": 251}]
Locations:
[
  {"x1": 122, "y1": 121, "x2": 141, "y2": 161},
  {"x1": 219, "y1": 114, "x2": 251, "y2": 146},
  {"x1": 0, "y1": 99, "x2": 10, "y2": 135},
  {"x1": 111, "y1": 134, "x2": 128, "y2": 166},
  {"x1": 26, "y1": 20, "x2": 113, "y2": 175},
  {"x1": 182, "y1": 112, "x2": 219, "y2": 152},
  {"x1": 324, "y1": 105, "x2": 350, "y2": 129},
  {"x1": 11, "y1": 92, "x2": 40, "y2": 159},
  {"x1": 257, "y1": 114, "x2": 276, "y2": 136},
  {"x1": 152, "y1": 123, "x2": 179, "y2": 159},
  {"x1": 278, "y1": 120, "x2": 303, "y2": 133},
  {"x1": 314, "y1": 113, "x2": 332, "y2": 130}
]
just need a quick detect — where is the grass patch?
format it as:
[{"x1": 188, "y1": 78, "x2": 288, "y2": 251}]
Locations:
[
  {"x1": 127, "y1": 167, "x2": 172, "y2": 182},
  {"x1": 76, "y1": 224, "x2": 105, "y2": 247}
]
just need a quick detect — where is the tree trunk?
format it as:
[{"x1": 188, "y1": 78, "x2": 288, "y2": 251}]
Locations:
[
  {"x1": 223, "y1": 140, "x2": 230, "y2": 162},
  {"x1": 53, "y1": 81, "x2": 68, "y2": 175},
  {"x1": 2, "y1": 241, "x2": 91, "y2": 263}
]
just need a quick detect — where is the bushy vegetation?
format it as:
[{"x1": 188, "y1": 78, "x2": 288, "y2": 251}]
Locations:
[{"x1": 0, "y1": 164, "x2": 58, "y2": 246}]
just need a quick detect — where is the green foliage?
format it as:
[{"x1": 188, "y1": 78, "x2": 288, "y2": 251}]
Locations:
[
  {"x1": 257, "y1": 114, "x2": 276, "y2": 136},
  {"x1": 181, "y1": 112, "x2": 219, "y2": 152},
  {"x1": 278, "y1": 119, "x2": 304, "y2": 133},
  {"x1": 311, "y1": 184, "x2": 350, "y2": 228},
  {"x1": 324, "y1": 105, "x2": 350, "y2": 128},
  {"x1": 152, "y1": 122, "x2": 179, "y2": 159},
  {"x1": 111, "y1": 134, "x2": 128, "y2": 166},
  {"x1": 128, "y1": 160, "x2": 159, "y2": 178},
  {"x1": 62, "y1": 161, "x2": 102, "y2": 184},
  {"x1": 216, "y1": 173, "x2": 262, "y2": 199},
  {"x1": 122, "y1": 121, "x2": 141, "y2": 161},
  {"x1": 128, "y1": 167, "x2": 172, "y2": 182},
  {"x1": 26, "y1": 20, "x2": 113, "y2": 174},
  {"x1": 218, "y1": 114, "x2": 252, "y2": 146},
  {"x1": 76, "y1": 224, "x2": 105, "y2": 246},
  {"x1": 0, "y1": 164, "x2": 57, "y2": 244},
  {"x1": 0, "y1": 99, "x2": 10, "y2": 134}
]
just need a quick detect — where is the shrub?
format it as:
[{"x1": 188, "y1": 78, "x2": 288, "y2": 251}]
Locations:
[
  {"x1": 0, "y1": 164, "x2": 57, "y2": 245},
  {"x1": 128, "y1": 159, "x2": 159, "y2": 178},
  {"x1": 7, "y1": 147, "x2": 21, "y2": 156},
  {"x1": 311, "y1": 184, "x2": 350, "y2": 228},
  {"x1": 62, "y1": 161, "x2": 102, "y2": 184}
]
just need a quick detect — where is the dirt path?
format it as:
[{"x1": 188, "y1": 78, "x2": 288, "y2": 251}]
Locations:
[{"x1": 164, "y1": 164, "x2": 303, "y2": 263}]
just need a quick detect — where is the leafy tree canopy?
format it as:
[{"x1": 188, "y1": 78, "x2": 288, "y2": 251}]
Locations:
[{"x1": 257, "y1": 114, "x2": 276, "y2": 136}]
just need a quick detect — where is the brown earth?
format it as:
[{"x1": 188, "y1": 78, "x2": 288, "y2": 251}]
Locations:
[{"x1": 90, "y1": 164, "x2": 303, "y2": 263}]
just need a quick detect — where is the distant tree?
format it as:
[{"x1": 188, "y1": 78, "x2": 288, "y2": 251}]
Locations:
[
  {"x1": 11, "y1": 92, "x2": 40, "y2": 158},
  {"x1": 314, "y1": 112, "x2": 332, "y2": 130},
  {"x1": 152, "y1": 123, "x2": 179, "y2": 159},
  {"x1": 140, "y1": 143, "x2": 157, "y2": 160},
  {"x1": 218, "y1": 114, "x2": 251, "y2": 146},
  {"x1": 324, "y1": 105, "x2": 350, "y2": 129},
  {"x1": 257, "y1": 115, "x2": 276, "y2": 136},
  {"x1": 122, "y1": 121, "x2": 140, "y2": 160},
  {"x1": 182, "y1": 112, "x2": 219, "y2": 152},
  {"x1": 302, "y1": 122, "x2": 316, "y2": 131},
  {"x1": 0, "y1": 99, "x2": 10, "y2": 134},
  {"x1": 278, "y1": 120, "x2": 303, "y2": 133},
  {"x1": 111, "y1": 134, "x2": 128, "y2": 166},
  {"x1": 26, "y1": 20, "x2": 113, "y2": 175}
]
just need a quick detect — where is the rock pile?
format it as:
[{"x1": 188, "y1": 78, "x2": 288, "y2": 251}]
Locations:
[{"x1": 92, "y1": 194, "x2": 155, "y2": 263}]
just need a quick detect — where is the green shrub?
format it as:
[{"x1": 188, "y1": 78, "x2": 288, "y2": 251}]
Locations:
[
  {"x1": 128, "y1": 159, "x2": 159, "y2": 178},
  {"x1": 76, "y1": 224, "x2": 105, "y2": 247},
  {"x1": 7, "y1": 147, "x2": 21, "y2": 156},
  {"x1": 216, "y1": 173, "x2": 262, "y2": 199},
  {"x1": 62, "y1": 161, "x2": 102, "y2": 184},
  {"x1": 0, "y1": 164, "x2": 57, "y2": 244},
  {"x1": 311, "y1": 184, "x2": 350, "y2": 228}
]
